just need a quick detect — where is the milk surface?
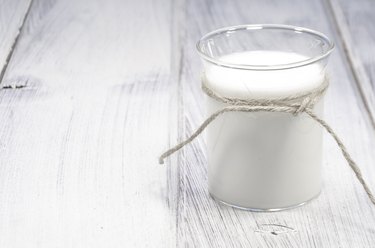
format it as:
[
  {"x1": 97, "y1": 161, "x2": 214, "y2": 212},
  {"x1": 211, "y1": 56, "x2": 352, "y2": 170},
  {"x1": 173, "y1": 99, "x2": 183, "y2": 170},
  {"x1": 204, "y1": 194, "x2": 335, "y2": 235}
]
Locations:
[{"x1": 204, "y1": 51, "x2": 325, "y2": 210}]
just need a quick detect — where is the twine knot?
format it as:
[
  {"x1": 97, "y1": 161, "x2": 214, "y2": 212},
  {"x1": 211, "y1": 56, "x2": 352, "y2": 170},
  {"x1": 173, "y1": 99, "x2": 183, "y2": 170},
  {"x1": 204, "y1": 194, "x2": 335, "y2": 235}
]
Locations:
[
  {"x1": 159, "y1": 76, "x2": 375, "y2": 206},
  {"x1": 294, "y1": 97, "x2": 311, "y2": 115}
]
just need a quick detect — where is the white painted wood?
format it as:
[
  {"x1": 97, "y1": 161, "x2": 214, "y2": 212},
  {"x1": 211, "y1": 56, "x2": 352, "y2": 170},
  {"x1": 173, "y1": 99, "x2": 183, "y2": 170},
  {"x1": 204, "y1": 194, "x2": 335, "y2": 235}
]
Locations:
[
  {"x1": 178, "y1": 0, "x2": 375, "y2": 247},
  {"x1": 0, "y1": 0, "x2": 31, "y2": 77},
  {"x1": 327, "y1": 0, "x2": 375, "y2": 126},
  {"x1": 0, "y1": 0, "x2": 178, "y2": 247},
  {"x1": 0, "y1": 0, "x2": 374, "y2": 247}
]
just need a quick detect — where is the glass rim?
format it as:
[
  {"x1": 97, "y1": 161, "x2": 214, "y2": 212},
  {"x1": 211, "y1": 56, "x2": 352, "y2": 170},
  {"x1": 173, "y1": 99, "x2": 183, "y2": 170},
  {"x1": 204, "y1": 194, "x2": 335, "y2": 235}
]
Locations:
[{"x1": 196, "y1": 24, "x2": 335, "y2": 71}]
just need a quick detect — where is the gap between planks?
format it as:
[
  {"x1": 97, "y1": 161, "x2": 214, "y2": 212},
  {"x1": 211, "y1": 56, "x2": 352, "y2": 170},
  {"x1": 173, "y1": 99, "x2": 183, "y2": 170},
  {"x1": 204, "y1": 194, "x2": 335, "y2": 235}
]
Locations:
[
  {"x1": 324, "y1": 0, "x2": 375, "y2": 128},
  {"x1": 171, "y1": 0, "x2": 188, "y2": 246},
  {"x1": 0, "y1": 0, "x2": 34, "y2": 86}
]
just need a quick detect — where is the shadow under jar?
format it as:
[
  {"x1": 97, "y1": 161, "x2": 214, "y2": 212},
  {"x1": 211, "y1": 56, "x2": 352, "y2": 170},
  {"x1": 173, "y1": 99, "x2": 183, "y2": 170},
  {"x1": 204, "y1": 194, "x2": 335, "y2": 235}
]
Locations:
[{"x1": 196, "y1": 24, "x2": 334, "y2": 211}]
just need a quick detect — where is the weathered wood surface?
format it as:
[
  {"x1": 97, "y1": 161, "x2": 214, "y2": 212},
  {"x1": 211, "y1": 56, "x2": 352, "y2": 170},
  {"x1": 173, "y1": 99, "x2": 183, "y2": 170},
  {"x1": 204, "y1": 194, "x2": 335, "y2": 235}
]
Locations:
[
  {"x1": 328, "y1": 0, "x2": 375, "y2": 126},
  {"x1": 0, "y1": 0, "x2": 374, "y2": 247},
  {"x1": 0, "y1": 0, "x2": 31, "y2": 78},
  {"x1": 0, "y1": 0, "x2": 177, "y2": 247}
]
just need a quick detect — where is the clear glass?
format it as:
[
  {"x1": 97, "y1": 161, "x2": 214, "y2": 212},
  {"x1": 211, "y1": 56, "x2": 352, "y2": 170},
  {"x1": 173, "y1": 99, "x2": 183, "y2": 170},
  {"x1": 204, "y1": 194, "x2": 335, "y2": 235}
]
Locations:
[
  {"x1": 196, "y1": 24, "x2": 334, "y2": 211},
  {"x1": 197, "y1": 24, "x2": 334, "y2": 70}
]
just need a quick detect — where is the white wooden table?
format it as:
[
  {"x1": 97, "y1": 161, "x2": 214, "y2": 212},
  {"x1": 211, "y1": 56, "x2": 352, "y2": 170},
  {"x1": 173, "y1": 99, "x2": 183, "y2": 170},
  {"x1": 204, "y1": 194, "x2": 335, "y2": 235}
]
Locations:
[{"x1": 0, "y1": 0, "x2": 374, "y2": 247}]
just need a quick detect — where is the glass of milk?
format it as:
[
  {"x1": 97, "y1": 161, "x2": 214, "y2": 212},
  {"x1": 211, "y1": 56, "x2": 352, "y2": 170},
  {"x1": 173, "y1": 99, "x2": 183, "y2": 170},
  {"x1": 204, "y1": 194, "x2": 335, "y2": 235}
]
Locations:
[{"x1": 196, "y1": 24, "x2": 334, "y2": 211}]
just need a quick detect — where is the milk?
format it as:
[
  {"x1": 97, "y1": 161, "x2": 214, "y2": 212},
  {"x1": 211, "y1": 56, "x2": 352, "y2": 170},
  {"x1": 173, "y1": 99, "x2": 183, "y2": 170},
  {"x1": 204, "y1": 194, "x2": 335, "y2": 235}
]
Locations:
[{"x1": 204, "y1": 51, "x2": 326, "y2": 210}]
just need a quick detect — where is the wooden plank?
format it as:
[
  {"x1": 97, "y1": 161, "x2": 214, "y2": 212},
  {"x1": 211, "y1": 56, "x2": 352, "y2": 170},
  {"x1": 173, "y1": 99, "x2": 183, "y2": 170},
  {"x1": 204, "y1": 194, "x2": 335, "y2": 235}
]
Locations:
[
  {"x1": 0, "y1": 0, "x2": 31, "y2": 80},
  {"x1": 327, "y1": 0, "x2": 375, "y2": 126},
  {"x1": 178, "y1": 0, "x2": 375, "y2": 247},
  {"x1": 0, "y1": 0, "x2": 178, "y2": 247}
]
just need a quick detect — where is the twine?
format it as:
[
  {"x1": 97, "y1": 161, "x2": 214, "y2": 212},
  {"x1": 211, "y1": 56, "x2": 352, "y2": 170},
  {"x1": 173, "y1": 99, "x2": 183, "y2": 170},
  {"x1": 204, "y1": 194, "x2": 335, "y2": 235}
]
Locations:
[{"x1": 159, "y1": 77, "x2": 375, "y2": 206}]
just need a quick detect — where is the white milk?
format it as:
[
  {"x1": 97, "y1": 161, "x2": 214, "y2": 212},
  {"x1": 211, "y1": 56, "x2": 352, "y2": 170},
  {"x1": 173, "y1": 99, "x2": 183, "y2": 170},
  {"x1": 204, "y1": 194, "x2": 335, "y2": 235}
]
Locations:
[{"x1": 204, "y1": 51, "x2": 325, "y2": 210}]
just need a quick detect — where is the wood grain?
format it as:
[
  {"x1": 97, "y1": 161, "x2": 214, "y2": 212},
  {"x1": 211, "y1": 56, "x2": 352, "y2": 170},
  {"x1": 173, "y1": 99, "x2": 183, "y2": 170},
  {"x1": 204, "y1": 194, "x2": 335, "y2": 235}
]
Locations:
[
  {"x1": 0, "y1": 0, "x2": 31, "y2": 81},
  {"x1": 0, "y1": 0, "x2": 178, "y2": 247},
  {"x1": 327, "y1": 0, "x2": 375, "y2": 126},
  {"x1": 177, "y1": 0, "x2": 375, "y2": 247}
]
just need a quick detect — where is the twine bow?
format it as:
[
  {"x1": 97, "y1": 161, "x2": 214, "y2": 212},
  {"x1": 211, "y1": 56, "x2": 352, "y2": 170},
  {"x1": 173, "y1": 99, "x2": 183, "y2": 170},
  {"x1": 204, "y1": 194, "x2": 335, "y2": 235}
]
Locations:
[{"x1": 159, "y1": 77, "x2": 375, "y2": 206}]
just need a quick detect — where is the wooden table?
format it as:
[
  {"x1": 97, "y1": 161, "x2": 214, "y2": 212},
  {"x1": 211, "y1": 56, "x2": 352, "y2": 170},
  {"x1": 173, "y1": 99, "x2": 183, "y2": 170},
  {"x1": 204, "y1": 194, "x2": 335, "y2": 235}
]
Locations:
[{"x1": 0, "y1": 0, "x2": 374, "y2": 247}]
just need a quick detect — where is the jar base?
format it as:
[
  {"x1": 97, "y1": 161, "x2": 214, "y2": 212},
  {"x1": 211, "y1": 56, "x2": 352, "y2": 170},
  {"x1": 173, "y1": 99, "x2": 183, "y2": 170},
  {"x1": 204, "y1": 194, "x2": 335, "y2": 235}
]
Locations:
[{"x1": 209, "y1": 191, "x2": 321, "y2": 212}]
